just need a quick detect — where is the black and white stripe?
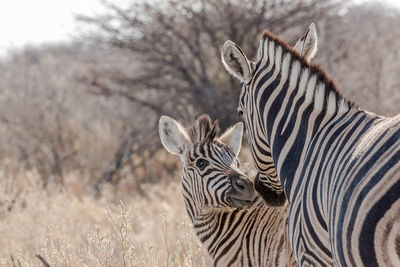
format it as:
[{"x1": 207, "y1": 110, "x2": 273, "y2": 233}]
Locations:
[
  {"x1": 222, "y1": 25, "x2": 400, "y2": 266},
  {"x1": 159, "y1": 115, "x2": 296, "y2": 266}
]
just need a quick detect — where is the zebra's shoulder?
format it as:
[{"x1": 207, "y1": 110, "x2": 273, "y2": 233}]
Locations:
[{"x1": 353, "y1": 115, "x2": 400, "y2": 159}]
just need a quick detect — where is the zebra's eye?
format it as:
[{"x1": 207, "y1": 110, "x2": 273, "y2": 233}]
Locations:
[
  {"x1": 196, "y1": 159, "x2": 209, "y2": 170},
  {"x1": 237, "y1": 109, "x2": 244, "y2": 119}
]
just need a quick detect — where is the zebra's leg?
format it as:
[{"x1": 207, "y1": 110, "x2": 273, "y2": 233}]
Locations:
[{"x1": 254, "y1": 173, "x2": 287, "y2": 206}]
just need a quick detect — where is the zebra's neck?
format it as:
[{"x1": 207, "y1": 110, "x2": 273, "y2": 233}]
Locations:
[
  {"x1": 254, "y1": 37, "x2": 362, "y2": 196},
  {"x1": 191, "y1": 198, "x2": 294, "y2": 266}
]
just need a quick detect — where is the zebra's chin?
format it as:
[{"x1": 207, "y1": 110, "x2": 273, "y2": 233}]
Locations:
[
  {"x1": 227, "y1": 196, "x2": 255, "y2": 208},
  {"x1": 225, "y1": 186, "x2": 256, "y2": 208}
]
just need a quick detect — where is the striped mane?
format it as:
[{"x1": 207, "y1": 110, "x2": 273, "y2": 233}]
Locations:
[
  {"x1": 261, "y1": 31, "x2": 356, "y2": 109},
  {"x1": 188, "y1": 114, "x2": 220, "y2": 143}
]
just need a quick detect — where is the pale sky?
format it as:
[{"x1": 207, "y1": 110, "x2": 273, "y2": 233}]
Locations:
[
  {"x1": 0, "y1": 0, "x2": 399, "y2": 57},
  {"x1": 0, "y1": 0, "x2": 129, "y2": 57}
]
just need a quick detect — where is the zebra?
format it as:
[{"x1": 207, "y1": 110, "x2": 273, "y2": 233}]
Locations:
[
  {"x1": 159, "y1": 114, "x2": 297, "y2": 266},
  {"x1": 221, "y1": 23, "x2": 400, "y2": 266}
]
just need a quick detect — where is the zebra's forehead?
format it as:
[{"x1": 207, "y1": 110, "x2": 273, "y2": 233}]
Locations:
[
  {"x1": 187, "y1": 141, "x2": 235, "y2": 162},
  {"x1": 191, "y1": 141, "x2": 228, "y2": 155},
  {"x1": 184, "y1": 114, "x2": 238, "y2": 165}
]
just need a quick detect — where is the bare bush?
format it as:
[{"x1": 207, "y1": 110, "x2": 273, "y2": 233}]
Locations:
[
  {"x1": 0, "y1": 0, "x2": 399, "y2": 191},
  {"x1": 77, "y1": 0, "x2": 347, "y2": 184}
]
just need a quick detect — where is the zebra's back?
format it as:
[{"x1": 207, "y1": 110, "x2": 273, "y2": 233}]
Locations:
[
  {"x1": 290, "y1": 113, "x2": 400, "y2": 266},
  {"x1": 332, "y1": 114, "x2": 400, "y2": 266}
]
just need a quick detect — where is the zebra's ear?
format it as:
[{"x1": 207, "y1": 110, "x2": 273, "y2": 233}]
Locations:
[
  {"x1": 159, "y1": 116, "x2": 191, "y2": 161},
  {"x1": 294, "y1": 23, "x2": 318, "y2": 62},
  {"x1": 222, "y1": 40, "x2": 253, "y2": 84},
  {"x1": 218, "y1": 122, "x2": 243, "y2": 156}
]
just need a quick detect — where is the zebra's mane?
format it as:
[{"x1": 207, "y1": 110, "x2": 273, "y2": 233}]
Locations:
[
  {"x1": 188, "y1": 114, "x2": 220, "y2": 143},
  {"x1": 261, "y1": 31, "x2": 356, "y2": 108}
]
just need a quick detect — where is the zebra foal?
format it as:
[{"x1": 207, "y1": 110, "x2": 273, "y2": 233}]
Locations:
[
  {"x1": 159, "y1": 115, "x2": 296, "y2": 266},
  {"x1": 221, "y1": 24, "x2": 400, "y2": 266}
]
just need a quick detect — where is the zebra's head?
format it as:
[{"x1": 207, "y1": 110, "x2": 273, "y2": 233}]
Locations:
[
  {"x1": 159, "y1": 115, "x2": 256, "y2": 220},
  {"x1": 220, "y1": 24, "x2": 318, "y2": 204}
]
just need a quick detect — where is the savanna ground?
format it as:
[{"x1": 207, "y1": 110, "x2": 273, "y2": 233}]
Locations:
[
  {"x1": 0, "y1": 0, "x2": 399, "y2": 266},
  {"x1": 0, "y1": 157, "x2": 211, "y2": 266}
]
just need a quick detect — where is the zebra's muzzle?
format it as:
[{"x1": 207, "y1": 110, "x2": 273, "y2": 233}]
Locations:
[{"x1": 226, "y1": 174, "x2": 256, "y2": 208}]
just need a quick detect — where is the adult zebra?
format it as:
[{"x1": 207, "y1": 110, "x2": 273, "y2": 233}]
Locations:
[
  {"x1": 221, "y1": 24, "x2": 400, "y2": 266},
  {"x1": 159, "y1": 115, "x2": 297, "y2": 266}
]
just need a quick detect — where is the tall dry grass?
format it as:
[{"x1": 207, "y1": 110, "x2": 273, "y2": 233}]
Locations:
[{"x1": 0, "y1": 162, "x2": 210, "y2": 266}]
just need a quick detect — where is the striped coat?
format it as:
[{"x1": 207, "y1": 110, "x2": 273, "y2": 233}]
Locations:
[
  {"x1": 159, "y1": 115, "x2": 296, "y2": 266},
  {"x1": 222, "y1": 24, "x2": 400, "y2": 266}
]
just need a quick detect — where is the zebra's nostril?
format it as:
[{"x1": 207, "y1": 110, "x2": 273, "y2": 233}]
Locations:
[{"x1": 234, "y1": 179, "x2": 246, "y2": 191}]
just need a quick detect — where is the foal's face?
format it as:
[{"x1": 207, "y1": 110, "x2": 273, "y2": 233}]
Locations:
[{"x1": 181, "y1": 139, "x2": 255, "y2": 211}]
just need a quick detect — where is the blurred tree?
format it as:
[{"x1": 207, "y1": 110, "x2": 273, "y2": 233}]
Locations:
[
  {"x1": 316, "y1": 3, "x2": 400, "y2": 116},
  {"x1": 2, "y1": 0, "x2": 397, "y2": 194},
  {"x1": 77, "y1": 0, "x2": 348, "y2": 186},
  {"x1": 0, "y1": 45, "x2": 128, "y2": 186}
]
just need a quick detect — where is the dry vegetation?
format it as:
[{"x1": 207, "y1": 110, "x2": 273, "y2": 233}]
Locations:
[
  {"x1": 0, "y1": 161, "x2": 210, "y2": 266},
  {"x1": 0, "y1": 0, "x2": 399, "y2": 266}
]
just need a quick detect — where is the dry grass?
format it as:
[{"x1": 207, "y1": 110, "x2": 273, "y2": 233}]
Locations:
[{"x1": 0, "y1": 164, "x2": 211, "y2": 266}]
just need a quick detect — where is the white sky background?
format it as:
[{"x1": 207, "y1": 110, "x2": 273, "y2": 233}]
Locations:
[
  {"x1": 0, "y1": 0, "x2": 399, "y2": 58},
  {"x1": 0, "y1": 0, "x2": 130, "y2": 57}
]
